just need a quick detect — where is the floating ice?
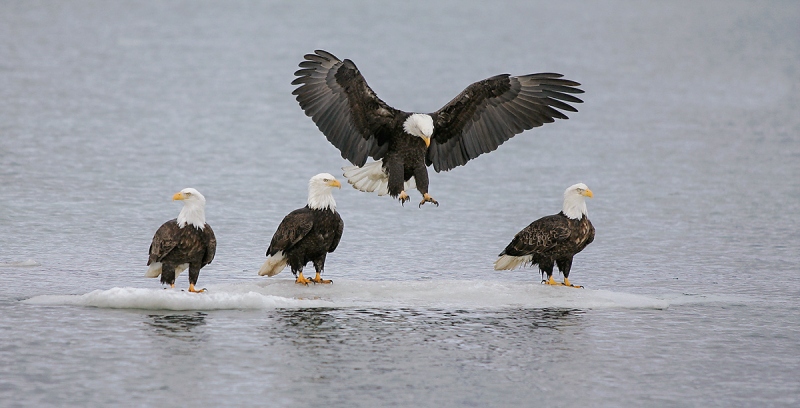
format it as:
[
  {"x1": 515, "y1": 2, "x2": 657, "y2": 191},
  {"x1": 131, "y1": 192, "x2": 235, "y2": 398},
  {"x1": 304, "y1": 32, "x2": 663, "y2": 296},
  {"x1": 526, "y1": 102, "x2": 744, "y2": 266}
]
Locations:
[
  {"x1": 24, "y1": 279, "x2": 672, "y2": 311},
  {"x1": 0, "y1": 259, "x2": 41, "y2": 267}
]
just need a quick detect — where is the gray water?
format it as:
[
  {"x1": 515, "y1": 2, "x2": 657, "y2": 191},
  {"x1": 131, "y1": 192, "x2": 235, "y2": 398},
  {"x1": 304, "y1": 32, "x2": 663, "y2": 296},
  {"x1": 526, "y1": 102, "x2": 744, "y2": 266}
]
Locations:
[{"x1": 2, "y1": 1, "x2": 799, "y2": 406}]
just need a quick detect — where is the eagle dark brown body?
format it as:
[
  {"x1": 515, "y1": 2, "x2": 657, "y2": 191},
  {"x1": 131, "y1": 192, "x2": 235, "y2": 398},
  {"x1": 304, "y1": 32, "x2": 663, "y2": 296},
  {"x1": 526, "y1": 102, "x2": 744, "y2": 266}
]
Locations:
[
  {"x1": 499, "y1": 212, "x2": 594, "y2": 282},
  {"x1": 495, "y1": 183, "x2": 595, "y2": 287},
  {"x1": 147, "y1": 219, "x2": 216, "y2": 288},
  {"x1": 266, "y1": 207, "x2": 344, "y2": 279}
]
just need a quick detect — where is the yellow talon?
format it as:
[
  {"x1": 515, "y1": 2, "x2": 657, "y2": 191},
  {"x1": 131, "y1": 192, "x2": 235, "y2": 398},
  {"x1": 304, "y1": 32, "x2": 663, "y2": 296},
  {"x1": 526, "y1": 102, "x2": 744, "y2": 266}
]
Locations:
[
  {"x1": 188, "y1": 283, "x2": 206, "y2": 293},
  {"x1": 310, "y1": 272, "x2": 332, "y2": 284},
  {"x1": 295, "y1": 271, "x2": 312, "y2": 285},
  {"x1": 545, "y1": 276, "x2": 560, "y2": 286},
  {"x1": 563, "y1": 278, "x2": 583, "y2": 288},
  {"x1": 398, "y1": 191, "x2": 410, "y2": 205},
  {"x1": 419, "y1": 193, "x2": 439, "y2": 208}
]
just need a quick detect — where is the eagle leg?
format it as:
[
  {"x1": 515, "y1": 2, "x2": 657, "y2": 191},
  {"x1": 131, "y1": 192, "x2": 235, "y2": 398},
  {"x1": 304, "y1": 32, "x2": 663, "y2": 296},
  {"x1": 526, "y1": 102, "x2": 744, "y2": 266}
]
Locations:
[
  {"x1": 398, "y1": 191, "x2": 410, "y2": 206},
  {"x1": 310, "y1": 271, "x2": 332, "y2": 284},
  {"x1": 418, "y1": 193, "x2": 439, "y2": 208},
  {"x1": 295, "y1": 271, "x2": 312, "y2": 285},
  {"x1": 563, "y1": 278, "x2": 583, "y2": 289},
  {"x1": 188, "y1": 283, "x2": 207, "y2": 293}
]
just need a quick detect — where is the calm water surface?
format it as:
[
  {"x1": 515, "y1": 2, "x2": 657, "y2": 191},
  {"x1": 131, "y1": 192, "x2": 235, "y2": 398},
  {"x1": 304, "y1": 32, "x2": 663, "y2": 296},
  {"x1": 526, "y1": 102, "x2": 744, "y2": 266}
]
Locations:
[{"x1": 1, "y1": 1, "x2": 799, "y2": 407}]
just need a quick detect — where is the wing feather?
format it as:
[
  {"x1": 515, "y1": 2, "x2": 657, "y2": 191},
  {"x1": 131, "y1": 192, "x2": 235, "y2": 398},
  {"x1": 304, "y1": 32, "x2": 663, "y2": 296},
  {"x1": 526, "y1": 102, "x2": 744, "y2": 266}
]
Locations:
[
  {"x1": 428, "y1": 73, "x2": 583, "y2": 172},
  {"x1": 266, "y1": 209, "x2": 315, "y2": 257},
  {"x1": 293, "y1": 50, "x2": 401, "y2": 166},
  {"x1": 147, "y1": 220, "x2": 181, "y2": 265},
  {"x1": 503, "y1": 215, "x2": 572, "y2": 257},
  {"x1": 203, "y1": 224, "x2": 216, "y2": 266}
]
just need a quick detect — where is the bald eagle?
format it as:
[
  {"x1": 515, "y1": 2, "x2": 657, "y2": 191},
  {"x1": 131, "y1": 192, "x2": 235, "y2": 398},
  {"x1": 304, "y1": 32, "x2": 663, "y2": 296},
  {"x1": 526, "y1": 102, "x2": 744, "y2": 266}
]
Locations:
[
  {"x1": 494, "y1": 183, "x2": 594, "y2": 288},
  {"x1": 292, "y1": 50, "x2": 583, "y2": 207},
  {"x1": 146, "y1": 188, "x2": 216, "y2": 293},
  {"x1": 258, "y1": 173, "x2": 344, "y2": 285}
]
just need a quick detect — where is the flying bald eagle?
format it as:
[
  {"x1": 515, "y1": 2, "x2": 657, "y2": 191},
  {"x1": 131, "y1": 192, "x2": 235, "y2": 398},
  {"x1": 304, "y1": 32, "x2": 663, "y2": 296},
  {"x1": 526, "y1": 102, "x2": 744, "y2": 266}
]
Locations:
[
  {"x1": 146, "y1": 188, "x2": 216, "y2": 293},
  {"x1": 258, "y1": 173, "x2": 344, "y2": 285},
  {"x1": 494, "y1": 183, "x2": 594, "y2": 288},
  {"x1": 292, "y1": 50, "x2": 583, "y2": 207}
]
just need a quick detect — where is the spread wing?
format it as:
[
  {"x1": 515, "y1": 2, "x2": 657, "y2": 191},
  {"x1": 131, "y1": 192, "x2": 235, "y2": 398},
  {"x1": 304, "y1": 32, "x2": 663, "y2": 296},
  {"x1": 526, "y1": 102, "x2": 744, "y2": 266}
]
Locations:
[
  {"x1": 202, "y1": 224, "x2": 216, "y2": 266},
  {"x1": 502, "y1": 215, "x2": 572, "y2": 257},
  {"x1": 328, "y1": 214, "x2": 345, "y2": 253},
  {"x1": 427, "y1": 73, "x2": 583, "y2": 172},
  {"x1": 292, "y1": 50, "x2": 401, "y2": 166},
  {"x1": 147, "y1": 219, "x2": 181, "y2": 265},
  {"x1": 266, "y1": 209, "x2": 315, "y2": 256}
]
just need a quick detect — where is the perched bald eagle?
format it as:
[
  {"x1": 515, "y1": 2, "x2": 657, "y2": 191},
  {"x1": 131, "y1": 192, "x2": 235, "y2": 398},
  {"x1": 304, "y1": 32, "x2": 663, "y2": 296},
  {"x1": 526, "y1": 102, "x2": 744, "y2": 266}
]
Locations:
[
  {"x1": 494, "y1": 183, "x2": 595, "y2": 288},
  {"x1": 258, "y1": 173, "x2": 344, "y2": 285},
  {"x1": 292, "y1": 50, "x2": 583, "y2": 207},
  {"x1": 146, "y1": 188, "x2": 216, "y2": 292}
]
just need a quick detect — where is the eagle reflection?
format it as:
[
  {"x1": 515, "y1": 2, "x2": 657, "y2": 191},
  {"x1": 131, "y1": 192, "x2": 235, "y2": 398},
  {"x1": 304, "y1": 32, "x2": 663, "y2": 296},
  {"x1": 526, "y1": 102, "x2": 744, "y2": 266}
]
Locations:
[{"x1": 145, "y1": 312, "x2": 207, "y2": 341}]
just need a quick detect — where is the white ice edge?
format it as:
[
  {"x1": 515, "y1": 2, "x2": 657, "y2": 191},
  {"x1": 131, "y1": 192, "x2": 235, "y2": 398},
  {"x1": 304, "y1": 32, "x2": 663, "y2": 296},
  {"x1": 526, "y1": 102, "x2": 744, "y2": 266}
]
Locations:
[{"x1": 19, "y1": 279, "x2": 692, "y2": 311}]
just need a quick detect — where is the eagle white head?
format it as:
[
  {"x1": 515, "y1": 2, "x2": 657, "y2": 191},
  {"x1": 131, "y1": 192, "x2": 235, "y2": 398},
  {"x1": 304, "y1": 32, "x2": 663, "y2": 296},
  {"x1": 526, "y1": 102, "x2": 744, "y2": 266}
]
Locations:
[
  {"x1": 562, "y1": 183, "x2": 593, "y2": 220},
  {"x1": 308, "y1": 173, "x2": 342, "y2": 212},
  {"x1": 174, "y1": 188, "x2": 207, "y2": 229},
  {"x1": 403, "y1": 113, "x2": 433, "y2": 147}
]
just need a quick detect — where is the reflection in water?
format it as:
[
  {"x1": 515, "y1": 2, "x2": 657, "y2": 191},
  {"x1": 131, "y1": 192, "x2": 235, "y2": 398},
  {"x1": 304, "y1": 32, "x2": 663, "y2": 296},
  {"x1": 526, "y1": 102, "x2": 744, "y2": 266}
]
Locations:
[
  {"x1": 144, "y1": 312, "x2": 208, "y2": 342},
  {"x1": 261, "y1": 307, "x2": 585, "y2": 385}
]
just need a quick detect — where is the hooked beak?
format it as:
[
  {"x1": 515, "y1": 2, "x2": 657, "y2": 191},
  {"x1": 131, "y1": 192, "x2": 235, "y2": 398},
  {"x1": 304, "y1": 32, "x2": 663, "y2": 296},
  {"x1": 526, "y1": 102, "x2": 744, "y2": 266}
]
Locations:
[
  {"x1": 328, "y1": 179, "x2": 342, "y2": 189},
  {"x1": 173, "y1": 192, "x2": 185, "y2": 201},
  {"x1": 422, "y1": 136, "x2": 431, "y2": 148},
  {"x1": 583, "y1": 189, "x2": 594, "y2": 198}
]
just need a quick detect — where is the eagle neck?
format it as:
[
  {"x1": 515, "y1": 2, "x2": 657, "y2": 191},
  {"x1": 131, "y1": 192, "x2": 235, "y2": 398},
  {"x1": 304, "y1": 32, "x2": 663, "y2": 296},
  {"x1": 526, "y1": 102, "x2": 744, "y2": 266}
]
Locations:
[
  {"x1": 178, "y1": 202, "x2": 206, "y2": 230},
  {"x1": 562, "y1": 195, "x2": 588, "y2": 220},
  {"x1": 308, "y1": 187, "x2": 337, "y2": 213}
]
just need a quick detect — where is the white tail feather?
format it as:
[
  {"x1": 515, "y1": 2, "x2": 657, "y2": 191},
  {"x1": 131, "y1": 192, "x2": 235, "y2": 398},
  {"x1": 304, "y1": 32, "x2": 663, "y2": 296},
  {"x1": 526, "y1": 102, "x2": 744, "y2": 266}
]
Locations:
[
  {"x1": 145, "y1": 262, "x2": 162, "y2": 278},
  {"x1": 259, "y1": 252, "x2": 287, "y2": 276},
  {"x1": 493, "y1": 255, "x2": 532, "y2": 271},
  {"x1": 342, "y1": 161, "x2": 416, "y2": 196},
  {"x1": 145, "y1": 262, "x2": 189, "y2": 278}
]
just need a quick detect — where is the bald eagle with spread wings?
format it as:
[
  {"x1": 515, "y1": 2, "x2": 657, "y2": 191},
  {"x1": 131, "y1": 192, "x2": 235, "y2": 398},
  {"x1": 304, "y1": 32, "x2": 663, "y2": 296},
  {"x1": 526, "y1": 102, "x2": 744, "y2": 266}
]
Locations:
[{"x1": 292, "y1": 50, "x2": 584, "y2": 207}]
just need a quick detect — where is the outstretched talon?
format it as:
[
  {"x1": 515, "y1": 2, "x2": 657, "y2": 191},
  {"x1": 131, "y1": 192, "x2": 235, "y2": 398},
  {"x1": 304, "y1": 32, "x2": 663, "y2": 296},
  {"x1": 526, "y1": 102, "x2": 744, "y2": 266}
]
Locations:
[
  {"x1": 398, "y1": 191, "x2": 410, "y2": 206},
  {"x1": 188, "y1": 283, "x2": 207, "y2": 293},
  {"x1": 419, "y1": 193, "x2": 439, "y2": 208},
  {"x1": 310, "y1": 272, "x2": 333, "y2": 284},
  {"x1": 295, "y1": 271, "x2": 312, "y2": 285}
]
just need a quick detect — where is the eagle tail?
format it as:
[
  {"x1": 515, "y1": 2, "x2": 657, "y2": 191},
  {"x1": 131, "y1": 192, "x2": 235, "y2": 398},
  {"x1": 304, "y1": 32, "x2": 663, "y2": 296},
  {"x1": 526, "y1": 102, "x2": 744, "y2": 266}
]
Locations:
[
  {"x1": 493, "y1": 254, "x2": 532, "y2": 271},
  {"x1": 145, "y1": 262, "x2": 162, "y2": 278},
  {"x1": 342, "y1": 161, "x2": 416, "y2": 196},
  {"x1": 259, "y1": 252, "x2": 287, "y2": 276},
  {"x1": 145, "y1": 262, "x2": 189, "y2": 278}
]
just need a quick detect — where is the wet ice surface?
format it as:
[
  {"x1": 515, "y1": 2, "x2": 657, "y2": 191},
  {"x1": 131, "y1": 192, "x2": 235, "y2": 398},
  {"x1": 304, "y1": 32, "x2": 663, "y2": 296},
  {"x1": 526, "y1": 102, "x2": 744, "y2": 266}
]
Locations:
[{"x1": 2, "y1": 1, "x2": 800, "y2": 407}]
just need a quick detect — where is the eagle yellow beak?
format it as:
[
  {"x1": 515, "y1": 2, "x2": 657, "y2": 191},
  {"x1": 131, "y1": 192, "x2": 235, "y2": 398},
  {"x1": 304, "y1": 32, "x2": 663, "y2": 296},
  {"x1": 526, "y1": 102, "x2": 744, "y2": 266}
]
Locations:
[
  {"x1": 173, "y1": 192, "x2": 185, "y2": 201},
  {"x1": 422, "y1": 136, "x2": 431, "y2": 148},
  {"x1": 328, "y1": 179, "x2": 342, "y2": 189},
  {"x1": 583, "y1": 189, "x2": 594, "y2": 198}
]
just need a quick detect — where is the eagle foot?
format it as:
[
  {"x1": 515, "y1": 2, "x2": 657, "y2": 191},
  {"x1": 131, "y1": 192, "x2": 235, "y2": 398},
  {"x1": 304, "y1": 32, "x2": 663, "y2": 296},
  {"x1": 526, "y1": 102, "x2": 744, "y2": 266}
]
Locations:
[
  {"x1": 295, "y1": 272, "x2": 312, "y2": 285},
  {"x1": 419, "y1": 193, "x2": 439, "y2": 208},
  {"x1": 541, "y1": 277, "x2": 583, "y2": 288},
  {"x1": 188, "y1": 283, "x2": 207, "y2": 293},
  {"x1": 398, "y1": 191, "x2": 410, "y2": 206}
]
